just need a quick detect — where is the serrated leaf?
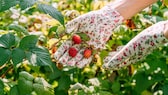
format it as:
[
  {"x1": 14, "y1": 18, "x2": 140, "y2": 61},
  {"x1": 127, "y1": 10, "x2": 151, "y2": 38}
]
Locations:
[
  {"x1": 10, "y1": 85, "x2": 19, "y2": 95},
  {"x1": 0, "y1": 0, "x2": 19, "y2": 12},
  {"x1": 37, "y1": 4, "x2": 64, "y2": 25},
  {"x1": 19, "y1": 0, "x2": 37, "y2": 10},
  {"x1": 26, "y1": 46, "x2": 52, "y2": 66},
  {"x1": 19, "y1": 35, "x2": 38, "y2": 50},
  {"x1": 8, "y1": 24, "x2": 29, "y2": 36},
  {"x1": 0, "y1": 47, "x2": 11, "y2": 66},
  {"x1": 11, "y1": 48, "x2": 25, "y2": 66},
  {"x1": 0, "y1": 33, "x2": 15, "y2": 48}
]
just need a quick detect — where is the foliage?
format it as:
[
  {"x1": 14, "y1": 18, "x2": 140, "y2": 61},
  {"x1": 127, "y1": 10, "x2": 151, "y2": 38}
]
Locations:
[{"x1": 0, "y1": 0, "x2": 168, "y2": 95}]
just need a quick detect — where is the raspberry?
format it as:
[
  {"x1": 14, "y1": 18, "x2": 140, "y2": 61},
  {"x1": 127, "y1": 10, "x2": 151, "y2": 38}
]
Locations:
[
  {"x1": 72, "y1": 34, "x2": 81, "y2": 44},
  {"x1": 83, "y1": 49, "x2": 92, "y2": 58},
  {"x1": 68, "y1": 47, "x2": 78, "y2": 57}
]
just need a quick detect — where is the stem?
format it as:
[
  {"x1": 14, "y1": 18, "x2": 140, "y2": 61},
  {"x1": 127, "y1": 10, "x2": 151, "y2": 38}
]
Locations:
[
  {"x1": 0, "y1": 65, "x2": 13, "y2": 78},
  {"x1": 0, "y1": 64, "x2": 6, "y2": 70}
]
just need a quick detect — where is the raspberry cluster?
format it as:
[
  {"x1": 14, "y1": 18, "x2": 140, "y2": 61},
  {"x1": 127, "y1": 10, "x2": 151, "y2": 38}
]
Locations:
[{"x1": 68, "y1": 34, "x2": 92, "y2": 58}]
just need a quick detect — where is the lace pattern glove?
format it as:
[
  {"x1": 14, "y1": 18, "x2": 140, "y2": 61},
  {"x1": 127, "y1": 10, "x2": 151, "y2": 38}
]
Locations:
[
  {"x1": 54, "y1": 4, "x2": 124, "y2": 68},
  {"x1": 103, "y1": 21, "x2": 168, "y2": 70}
]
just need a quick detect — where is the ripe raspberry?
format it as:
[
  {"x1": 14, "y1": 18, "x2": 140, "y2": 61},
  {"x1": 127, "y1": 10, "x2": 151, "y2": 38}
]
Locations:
[
  {"x1": 83, "y1": 49, "x2": 92, "y2": 58},
  {"x1": 72, "y1": 34, "x2": 81, "y2": 44},
  {"x1": 68, "y1": 47, "x2": 78, "y2": 57},
  {"x1": 51, "y1": 47, "x2": 57, "y2": 54}
]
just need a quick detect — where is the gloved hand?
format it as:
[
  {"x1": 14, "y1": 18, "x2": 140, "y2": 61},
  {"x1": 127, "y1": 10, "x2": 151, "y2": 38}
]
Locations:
[
  {"x1": 103, "y1": 21, "x2": 168, "y2": 70},
  {"x1": 54, "y1": 4, "x2": 124, "y2": 68}
]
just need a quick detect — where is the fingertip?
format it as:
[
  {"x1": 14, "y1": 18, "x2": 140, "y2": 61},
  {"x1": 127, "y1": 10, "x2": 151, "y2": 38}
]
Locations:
[
  {"x1": 58, "y1": 52, "x2": 70, "y2": 65},
  {"x1": 54, "y1": 41, "x2": 72, "y2": 60},
  {"x1": 102, "y1": 63, "x2": 110, "y2": 69},
  {"x1": 76, "y1": 56, "x2": 92, "y2": 68},
  {"x1": 67, "y1": 49, "x2": 84, "y2": 66},
  {"x1": 54, "y1": 51, "x2": 61, "y2": 61}
]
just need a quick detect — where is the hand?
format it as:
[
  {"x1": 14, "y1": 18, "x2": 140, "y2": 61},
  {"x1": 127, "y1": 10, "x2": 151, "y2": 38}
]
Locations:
[
  {"x1": 54, "y1": 4, "x2": 124, "y2": 68},
  {"x1": 103, "y1": 21, "x2": 168, "y2": 70}
]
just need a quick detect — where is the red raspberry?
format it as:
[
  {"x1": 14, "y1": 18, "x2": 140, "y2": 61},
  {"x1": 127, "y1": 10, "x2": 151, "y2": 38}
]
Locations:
[
  {"x1": 68, "y1": 47, "x2": 78, "y2": 57},
  {"x1": 83, "y1": 49, "x2": 92, "y2": 58},
  {"x1": 72, "y1": 34, "x2": 81, "y2": 44}
]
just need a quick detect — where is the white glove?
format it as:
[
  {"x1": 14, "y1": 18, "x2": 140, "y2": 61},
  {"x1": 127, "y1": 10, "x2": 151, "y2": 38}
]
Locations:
[
  {"x1": 54, "y1": 4, "x2": 124, "y2": 68},
  {"x1": 103, "y1": 21, "x2": 168, "y2": 70}
]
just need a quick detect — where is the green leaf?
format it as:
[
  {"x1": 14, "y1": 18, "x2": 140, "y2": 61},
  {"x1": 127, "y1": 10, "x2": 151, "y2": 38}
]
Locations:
[
  {"x1": 11, "y1": 48, "x2": 25, "y2": 66},
  {"x1": 19, "y1": 0, "x2": 37, "y2": 10},
  {"x1": 57, "y1": 75, "x2": 71, "y2": 91},
  {"x1": 26, "y1": 46, "x2": 52, "y2": 66},
  {"x1": 19, "y1": 35, "x2": 38, "y2": 50},
  {"x1": 77, "y1": 90, "x2": 86, "y2": 95},
  {"x1": 18, "y1": 77, "x2": 33, "y2": 95},
  {"x1": 10, "y1": 85, "x2": 19, "y2": 95},
  {"x1": 133, "y1": 71, "x2": 161, "y2": 93},
  {"x1": 133, "y1": 72, "x2": 148, "y2": 93},
  {"x1": 144, "y1": 15, "x2": 164, "y2": 23},
  {"x1": 0, "y1": 0, "x2": 19, "y2": 12},
  {"x1": 100, "y1": 50, "x2": 109, "y2": 61},
  {"x1": 8, "y1": 24, "x2": 29, "y2": 36},
  {"x1": 18, "y1": 71, "x2": 34, "y2": 95},
  {"x1": 100, "y1": 79, "x2": 110, "y2": 90},
  {"x1": 48, "y1": 26, "x2": 58, "y2": 36},
  {"x1": 37, "y1": 4, "x2": 64, "y2": 25},
  {"x1": 162, "y1": 83, "x2": 168, "y2": 95},
  {"x1": 19, "y1": 71, "x2": 34, "y2": 81},
  {"x1": 33, "y1": 83, "x2": 54, "y2": 95},
  {"x1": 76, "y1": 33, "x2": 90, "y2": 41},
  {"x1": 145, "y1": 51, "x2": 167, "y2": 74},
  {"x1": 0, "y1": 47, "x2": 11, "y2": 66},
  {"x1": 111, "y1": 81, "x2": 120, "y2": 93},
  {"x1": 25, "y1": 7, "x2": 37, "y2": 15},
  {"x1": 98, "y1": 91, "x2": 112, "y2": 95},
  {"x1": 33, "y1": 77, "x2": 54, "y2": 95},
  {"x1": 0, "y1": 33, "x2": 15, "y2": 48},
  {"x1": 48, "y1": 63, "x2": 62, "y2": 80},
  {"x1": 0, "y1": 79, "x2": 4, "y2": 95}
]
